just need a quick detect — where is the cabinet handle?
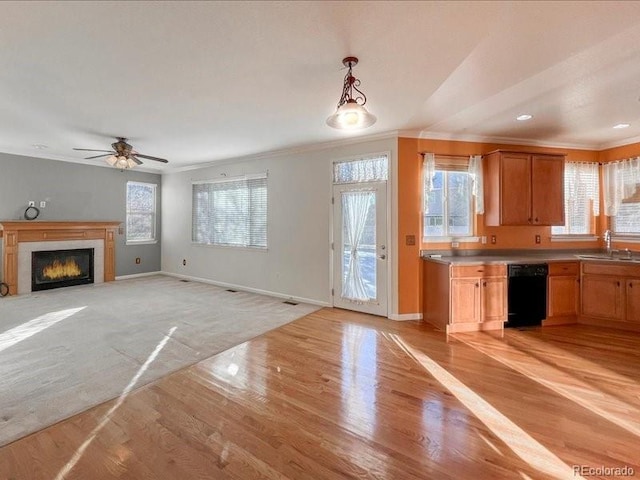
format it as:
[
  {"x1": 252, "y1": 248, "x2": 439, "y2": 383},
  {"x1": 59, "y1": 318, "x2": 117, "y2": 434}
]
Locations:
[
  {"x1": 616, "y1": 281, "x2": 621, "y2": 287},
  {"x1": 475, "y1": 283, "x2": 479, "y2": 288},
  {"x1": 528, "y1": 217, "x2": 532, "y2": 223},
  {"x1": 535, "y1": 217, "x2": 539, "y2": 223},
  {"x1": 630, "y1": 282, "x2": 634, "y2": 288},
  {"x1": 483, "y1": 281, "x2": 487, "y2": 287}
]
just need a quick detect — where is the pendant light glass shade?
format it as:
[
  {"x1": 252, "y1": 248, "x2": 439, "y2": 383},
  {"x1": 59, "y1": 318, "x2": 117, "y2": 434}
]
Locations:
[
  {"x1": 106, "y1": 155, "x2": 137, "y2": 169},
  {"x1": 326, "y1": 99, "x2": 377, "y2": 130}
]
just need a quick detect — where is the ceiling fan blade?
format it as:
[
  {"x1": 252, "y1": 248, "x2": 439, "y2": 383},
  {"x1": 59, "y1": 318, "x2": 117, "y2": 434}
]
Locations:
[
  {"x1": 73, "y1": 148, "x2": 114, "y2": 153},
  {"x1": 84, "y1": 154, "x2": 113, "y2": 160},
  {"x1": 134, "y1": 153, "x2": 169, "y2": 163},
  {"x1": 129, "y1": 155, "x2": 144, "y2": 165}
]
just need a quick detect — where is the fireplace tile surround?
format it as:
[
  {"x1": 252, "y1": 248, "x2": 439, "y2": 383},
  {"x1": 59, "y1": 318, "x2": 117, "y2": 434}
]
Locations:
[{"x1": 0, "y1": 221, "x2": 119, "y2": 296}]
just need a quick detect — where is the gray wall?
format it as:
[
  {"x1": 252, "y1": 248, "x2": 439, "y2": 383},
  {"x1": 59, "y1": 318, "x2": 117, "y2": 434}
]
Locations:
[{"x1": 0, "y1": 153, "x2": 161, "y2": 277}]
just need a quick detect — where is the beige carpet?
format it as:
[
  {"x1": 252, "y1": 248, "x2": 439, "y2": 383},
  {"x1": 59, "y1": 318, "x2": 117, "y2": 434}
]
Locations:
[{"x1": 0, "y1": 275, "x2": 320, "y2": 447}]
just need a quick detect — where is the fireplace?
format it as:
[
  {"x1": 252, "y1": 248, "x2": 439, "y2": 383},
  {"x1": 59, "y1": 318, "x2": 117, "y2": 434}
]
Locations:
[{"x1": 32, "y1": 248, "x2": 95, "y2": 292}]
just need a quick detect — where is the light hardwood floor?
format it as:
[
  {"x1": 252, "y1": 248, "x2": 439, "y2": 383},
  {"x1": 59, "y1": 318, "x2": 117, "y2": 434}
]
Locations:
[{"x1": 1, "y1": 308, "x2": 639, "y2": 479}]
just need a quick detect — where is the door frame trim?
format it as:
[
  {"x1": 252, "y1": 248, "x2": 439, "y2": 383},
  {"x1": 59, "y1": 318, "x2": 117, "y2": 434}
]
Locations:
[{"x1": 329, "y1": 151, "x2": 392, "y2": 318}]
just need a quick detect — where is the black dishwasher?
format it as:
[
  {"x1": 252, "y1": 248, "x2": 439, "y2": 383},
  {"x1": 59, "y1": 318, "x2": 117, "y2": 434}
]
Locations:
[{"x1": 506, "y1": 264, "x2": 548, "y2": 328}]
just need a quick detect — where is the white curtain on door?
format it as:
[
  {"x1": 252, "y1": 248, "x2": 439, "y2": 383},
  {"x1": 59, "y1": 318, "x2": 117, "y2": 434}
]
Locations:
[
  {"x1": 603, "y1": 157, "x2": 640, "y2": 216},
  {"x1": 342, "y1": 191, "x2": 374, "y2": 302}
]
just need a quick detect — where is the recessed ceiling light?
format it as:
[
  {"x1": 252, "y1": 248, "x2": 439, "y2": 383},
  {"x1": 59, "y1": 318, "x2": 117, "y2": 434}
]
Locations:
[
  {"x1": 32, "y1": 144, "x2": 48, "y2": 149},
  {"x1": 516, "y1": 114, "x2": 533, "y2": 121},
  {"x1": 613, "y1": 123, "x2": 630, "y2": 129}
]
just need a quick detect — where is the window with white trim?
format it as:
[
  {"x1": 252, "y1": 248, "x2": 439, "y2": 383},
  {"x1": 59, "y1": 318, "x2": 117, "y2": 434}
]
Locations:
[
  {"x1": 551, "y1": 162, "x2": 599, "y2": 236},
  {"x1": 192, "y1": 173, "x2": 267, "y2": 248},
  {"x1": 126, "y1": 181, "x2": 157, "y2": 243},
  {"x1": 423, "y1": 155, "x2": 473, "y2": 239}
]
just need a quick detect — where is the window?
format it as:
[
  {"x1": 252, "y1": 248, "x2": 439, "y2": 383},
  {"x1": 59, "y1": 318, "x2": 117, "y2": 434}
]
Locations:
[
  {"x1": 423, "y1": 155, "x2": 473, "y2": 239},
  {"x1": 126, "y1": 181, "x2": 157, "y2": 243},
  {"x1": 603, "y1": 157, "x2": 640, "y2": 235},
  {"x1": 333, "y1": 154, "x2": 388, "y2": 184},
  {"x1": 192, "y1": 173, "x2": 267, "y2": 248},
  {"x1": 551, "y1": 162, "x2": 599, "y2": 236}
]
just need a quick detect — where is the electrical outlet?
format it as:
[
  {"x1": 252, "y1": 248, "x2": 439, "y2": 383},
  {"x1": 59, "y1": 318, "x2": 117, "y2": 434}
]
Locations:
[
  {"x1": 481, "y1": 236, "x2": 487, "y2": 244},
  {"x1": 535, "y1": 234, "x2": 541, "y2": 244},
  {"x1": 135, "y1": 257, "x2": 141, "y2": 264},
  {"x1": 39, "y1": 201, "x2": 46, "y2": 208},
  {"x1": 406, "y1": 235, "x2": 416, "y2": 246},
  {"x1": 28, "y1": 201, "x2": 35, "y2": 207},
  {"x1": 451, "y1": 241, "x2": 460, "y2": 248},
  {"x1": 491, "y1": 235, "x2": 497, "y2": 244}
]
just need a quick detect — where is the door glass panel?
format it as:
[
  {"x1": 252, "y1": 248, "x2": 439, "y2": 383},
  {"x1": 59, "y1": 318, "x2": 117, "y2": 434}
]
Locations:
[{"x1": 341, "y1": 191, "x2": 376, "y2": 302}]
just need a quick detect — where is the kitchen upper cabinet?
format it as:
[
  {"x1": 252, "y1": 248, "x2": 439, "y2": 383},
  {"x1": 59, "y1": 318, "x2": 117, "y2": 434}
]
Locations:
[{"x1": 483, "y1": 150, "x2": 565, "y2": 226}]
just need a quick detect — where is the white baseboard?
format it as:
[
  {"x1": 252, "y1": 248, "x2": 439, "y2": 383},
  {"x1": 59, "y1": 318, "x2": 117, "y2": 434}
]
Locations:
[
  {"x1": 160, "y1": 271, "x2": 331, "y2": 308},
  {"x1": 115, "y1": 271, "x2": 163, "y2": 280},
  {"x1": 388, "y1": 312, "x2": 423, "y2": 321}
]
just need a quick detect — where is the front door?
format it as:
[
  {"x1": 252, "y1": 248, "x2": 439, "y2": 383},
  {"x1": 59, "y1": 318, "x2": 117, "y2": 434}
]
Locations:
[{"x1": 332, "y1": 182, "x2": 388, "y2": 316}]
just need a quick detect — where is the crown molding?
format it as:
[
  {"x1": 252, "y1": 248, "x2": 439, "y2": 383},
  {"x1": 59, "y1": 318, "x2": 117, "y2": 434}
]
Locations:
[
  {"x1": 596, "y1": 134, "x2": 640, "y2": 151},
  {"x1": 397, "y1": 130, "x2": 598, "y2": 151},
  {"x1": 164, "y1": 130, "x2": 400, "y2": 174},
  {"x1": 0, "y1": 149, "x2": 163, "y2": 174}
]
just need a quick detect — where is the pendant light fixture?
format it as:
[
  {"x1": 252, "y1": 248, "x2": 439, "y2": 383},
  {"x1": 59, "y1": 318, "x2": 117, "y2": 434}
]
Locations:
[{"x1": 326, "y1": 56, "x2": 376, "y2": 130}]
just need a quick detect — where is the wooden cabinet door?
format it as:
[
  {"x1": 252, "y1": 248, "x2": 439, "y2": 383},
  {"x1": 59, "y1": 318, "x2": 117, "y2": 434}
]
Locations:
[
  {"x1": 531, "y1": 155, "x2": 565, "y2": 225},
  {"x1": 548, "y1": 275, "x2": 577, "y2": 318},
  {"x1": 451, "y1": 278, "x2": 480, "y2": 323},
  {"x1": 499, "y1": 153, "x2": 531, "y2": 225},
  {"x1": 626, "y1": 279, "x2": 640, "y2": 323},
  {"x1": 581, "y1": 275, "x2": 624, "y2": 320},
  {"x1": 482, "y1": 277, "x2": 507, "y2": 322}
]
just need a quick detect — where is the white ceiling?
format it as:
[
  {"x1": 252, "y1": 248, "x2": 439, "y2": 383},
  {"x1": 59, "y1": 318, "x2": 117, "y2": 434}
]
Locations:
[{"x1": 2, "y1": 1, "x2": 640, "y2": 172}]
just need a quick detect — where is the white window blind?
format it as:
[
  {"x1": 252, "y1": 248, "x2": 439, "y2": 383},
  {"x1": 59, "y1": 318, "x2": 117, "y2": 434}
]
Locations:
[
  {"x1": 192, "y1": 173, "x2": 267, "y2": 248},
  {"x1": 126, "y1": 181, "x2": 157, "y2": 242},
  {"x1": 552, "y1": 162, "x2": 599, "y2": 235},
  {"x1": 333, "y1": 155, "x2": 388, "y2": 184},
  {"x1": 602, "y1": 157, "x2": 640, "y2": 234}
]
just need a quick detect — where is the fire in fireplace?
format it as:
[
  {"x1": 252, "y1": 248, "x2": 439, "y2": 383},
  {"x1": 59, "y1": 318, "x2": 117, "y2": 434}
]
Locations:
[{"x1": 32, "y1": 248, "x2": 95, "y2": 291}]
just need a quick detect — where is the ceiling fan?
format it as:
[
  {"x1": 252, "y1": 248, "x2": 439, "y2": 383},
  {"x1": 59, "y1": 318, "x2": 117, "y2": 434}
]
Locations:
[{"x1": 73, "y1": 137, "x2": 169, "y2": 169}]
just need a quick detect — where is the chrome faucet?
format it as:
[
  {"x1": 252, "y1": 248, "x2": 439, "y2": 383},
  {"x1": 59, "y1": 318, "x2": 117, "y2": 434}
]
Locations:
[{"x1": 604, "y1": 229, "x2": 612, "y2": 256}]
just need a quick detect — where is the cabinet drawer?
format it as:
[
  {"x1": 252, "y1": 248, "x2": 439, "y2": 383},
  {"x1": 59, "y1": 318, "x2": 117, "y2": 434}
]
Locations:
[
  {"x1": 549, "y1": 262, "x2": 579, "y2": 276},
  {"x1": 451, "y1": 264, "x2": 506, "y2": 278},
  {"x1": 582, "y1": 262, "x2": 640, "y2": 278}
]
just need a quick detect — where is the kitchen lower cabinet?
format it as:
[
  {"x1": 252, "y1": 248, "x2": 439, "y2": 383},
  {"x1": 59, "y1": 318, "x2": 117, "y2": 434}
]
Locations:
[
  {"x1": 546, "y1": 262, "x2": 579, "y2": 324},
  {"x1": 423, "y1": 261, "x2": 507, "y2": 334},
  {"x1": 626, "y1": 279, "x2": 640, "y2": 323},
  {"x1": 580, "y1": 262, "x2": 640, "y2": 331}
]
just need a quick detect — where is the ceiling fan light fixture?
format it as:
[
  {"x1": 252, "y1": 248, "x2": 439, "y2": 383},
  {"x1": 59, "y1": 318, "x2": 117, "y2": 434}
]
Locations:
[
  {"x1": 106, "y1": 155, "x2": 118, "y2": 166},
  {"x1": 327, "y1": 56, "x2": 376, "y2": 130}
]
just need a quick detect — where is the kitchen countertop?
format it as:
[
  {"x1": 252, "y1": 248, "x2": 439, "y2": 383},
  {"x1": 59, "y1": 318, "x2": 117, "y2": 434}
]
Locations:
[{"x1": 421, "y1": 252, "x2": 640, "y2": 266}]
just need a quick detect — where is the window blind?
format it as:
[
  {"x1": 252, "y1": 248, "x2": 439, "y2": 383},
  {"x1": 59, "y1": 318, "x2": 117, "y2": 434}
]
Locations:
[
  {"x1": 552, "y1": 162, "x2": 599, "y2": 235},
  {"x1": 613, "y1": 161, "x2": 640, "y2": 234},
  {"x1": 192, "y1": 173, "x2": 268, "y2": 248}
]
